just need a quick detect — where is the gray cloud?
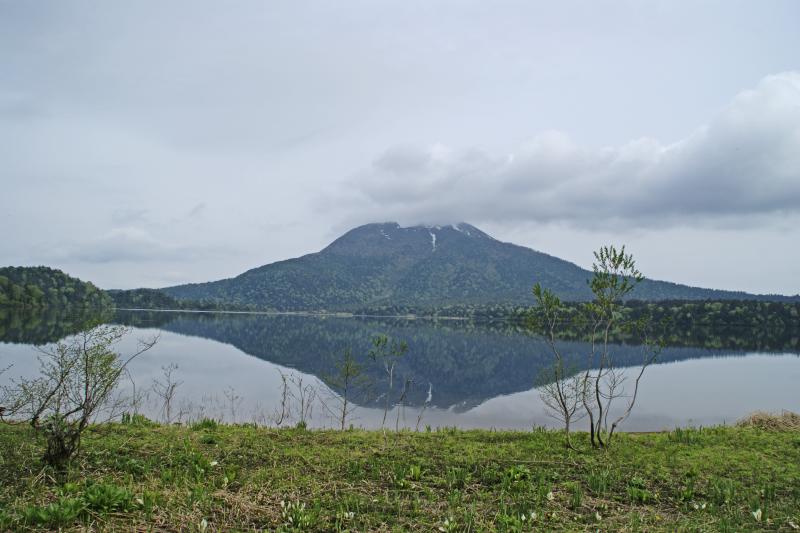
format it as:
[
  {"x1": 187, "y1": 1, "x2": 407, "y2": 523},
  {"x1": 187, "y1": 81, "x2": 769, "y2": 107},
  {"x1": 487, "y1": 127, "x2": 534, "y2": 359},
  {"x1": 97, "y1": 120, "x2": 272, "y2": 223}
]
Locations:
[
  {"x1": 50, "y1": 227, "x2": 220, "y2": 265},
  {"x1": 343, "y1": 73, "x2": 800, "y2": 228}
]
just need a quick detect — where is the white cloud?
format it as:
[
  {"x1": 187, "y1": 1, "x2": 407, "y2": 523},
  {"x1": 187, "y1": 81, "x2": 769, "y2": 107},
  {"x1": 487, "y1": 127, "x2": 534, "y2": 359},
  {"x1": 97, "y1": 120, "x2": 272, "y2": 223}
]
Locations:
[{"x1": 342, "y1": 72, "x2": 800, "y2": 228}]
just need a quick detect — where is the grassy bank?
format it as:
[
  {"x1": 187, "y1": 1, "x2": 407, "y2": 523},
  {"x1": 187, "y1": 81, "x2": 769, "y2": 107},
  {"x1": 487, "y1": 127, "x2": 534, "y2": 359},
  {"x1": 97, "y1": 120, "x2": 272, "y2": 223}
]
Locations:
[{"x1": 1, "y1": 421, "x2": 799, "y2": 531}]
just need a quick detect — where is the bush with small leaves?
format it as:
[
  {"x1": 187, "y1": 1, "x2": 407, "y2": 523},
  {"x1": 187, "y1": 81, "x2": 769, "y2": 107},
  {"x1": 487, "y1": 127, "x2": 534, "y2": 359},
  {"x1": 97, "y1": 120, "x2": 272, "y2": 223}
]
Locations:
[{"x1": 2, "y1": 325, "x2": 157, "y2": 470}]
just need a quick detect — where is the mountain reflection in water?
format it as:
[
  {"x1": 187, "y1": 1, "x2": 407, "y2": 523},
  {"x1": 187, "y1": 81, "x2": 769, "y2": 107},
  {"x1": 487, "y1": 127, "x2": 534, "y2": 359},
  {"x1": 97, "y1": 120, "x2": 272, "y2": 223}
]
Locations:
[{"x1": 1, "y1": 308, "x2": 798, "y2": 430}]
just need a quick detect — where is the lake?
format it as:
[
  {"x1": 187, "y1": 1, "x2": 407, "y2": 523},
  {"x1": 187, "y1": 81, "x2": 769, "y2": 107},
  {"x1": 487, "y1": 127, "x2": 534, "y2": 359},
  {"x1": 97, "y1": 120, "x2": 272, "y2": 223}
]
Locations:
[{"x1": 1, "y1": 308, "x2": 798, "y2": 431}]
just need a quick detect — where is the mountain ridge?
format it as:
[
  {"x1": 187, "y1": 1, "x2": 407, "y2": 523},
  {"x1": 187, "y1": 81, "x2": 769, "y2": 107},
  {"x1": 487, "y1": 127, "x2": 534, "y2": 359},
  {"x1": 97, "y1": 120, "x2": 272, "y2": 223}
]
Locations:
[{"x1": 159, "y1": 222, "x2": 799, "y2": 310}]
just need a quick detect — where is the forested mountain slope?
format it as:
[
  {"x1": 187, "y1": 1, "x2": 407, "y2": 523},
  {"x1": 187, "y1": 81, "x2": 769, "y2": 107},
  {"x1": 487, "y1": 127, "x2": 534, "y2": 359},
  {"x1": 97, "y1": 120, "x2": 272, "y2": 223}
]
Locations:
[{"x1": 161, "y1": 223, "x2": 798, "y2": 311}]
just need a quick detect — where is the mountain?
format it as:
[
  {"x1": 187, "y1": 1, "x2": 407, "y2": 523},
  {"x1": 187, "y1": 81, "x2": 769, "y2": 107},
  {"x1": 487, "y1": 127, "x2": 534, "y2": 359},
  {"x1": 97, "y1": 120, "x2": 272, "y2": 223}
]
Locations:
[
  {"x1": 0, "y1": 266, "x2": 111, "y2": 309},
  {"x1": 161, "y1": 222, "x2": 798, "y2": 310}
]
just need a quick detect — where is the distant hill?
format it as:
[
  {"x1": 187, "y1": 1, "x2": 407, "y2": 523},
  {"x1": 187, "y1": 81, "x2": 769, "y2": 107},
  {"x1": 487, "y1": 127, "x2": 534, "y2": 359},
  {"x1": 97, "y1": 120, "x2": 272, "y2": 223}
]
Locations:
[
  {"x1": 107, "y1": 288, "x2": 185, "y2": 310},
  {"x1": 107, "y1": 288, "x2": 246, "y2": 312},
  {"x1": 0, "y1": 266, "x2": 111, "y2": 308},
  {"x1": 161, "y1": 223, "x2": 798, "y2": 311}
]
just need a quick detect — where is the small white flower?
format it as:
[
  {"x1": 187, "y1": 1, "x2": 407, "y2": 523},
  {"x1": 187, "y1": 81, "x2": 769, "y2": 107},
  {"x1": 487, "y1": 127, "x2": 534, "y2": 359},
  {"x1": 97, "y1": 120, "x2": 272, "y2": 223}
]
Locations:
[
  {"x1": 595, "y1": 511, "x2": 602, "y2": 521},
  {"x1": 753, "y1": 508, "x2": 763, "y2": 522},
  {"x1": 135, "y1": 497, "x2": 144, "y2": 506},
  {"x1": 529, "y1": 511, "x2": 537, "y2": 521},
  {"x1": 546, "y1": 491, "x2": 555, "y2": 501},
  {"x1": 520, "y1": 514, "x2": 526, "y2": 521},
  {"x1": 787, "y1": 520, "x2": 798, "y2": 530},
  {"x1": 209, "y1": 460, "x2": 219, "y2": 467},
  {"x1": 199, "y1": 518, "x2": 208, "y2": 532}
]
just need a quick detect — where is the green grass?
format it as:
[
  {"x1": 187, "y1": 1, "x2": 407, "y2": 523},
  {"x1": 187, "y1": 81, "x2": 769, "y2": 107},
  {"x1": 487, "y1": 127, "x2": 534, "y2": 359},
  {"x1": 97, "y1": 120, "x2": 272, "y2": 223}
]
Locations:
[{"x1": 1, "y1": 422, "x2": 799, "y2": 531}]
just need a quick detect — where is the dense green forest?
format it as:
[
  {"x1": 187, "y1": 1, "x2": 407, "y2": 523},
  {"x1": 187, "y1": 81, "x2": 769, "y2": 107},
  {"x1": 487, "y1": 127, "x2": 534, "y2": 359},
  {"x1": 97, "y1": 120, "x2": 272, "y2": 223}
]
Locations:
[
  {"x1": 359, "y1": 299, "x2": 800, "y2": 326},
  {"x1": 106, "y1": 288, "x2": 244, "y2": 311},
  {"x1": 0, "y1": 266, "x2": 110, "y2": 309},
  {"x1": 364, "y1": 300, "x2": 799, "y2": 348},
  {"x1": 0, "y1": 271, "x2": 241, "y2": 313}
]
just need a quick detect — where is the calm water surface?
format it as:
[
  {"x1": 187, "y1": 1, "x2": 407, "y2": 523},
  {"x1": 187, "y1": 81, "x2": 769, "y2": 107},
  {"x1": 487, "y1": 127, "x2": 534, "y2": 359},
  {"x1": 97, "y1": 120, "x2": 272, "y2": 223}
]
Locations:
[{"x1": 0, "y1": 309, "x2": 798, "y2": 431}]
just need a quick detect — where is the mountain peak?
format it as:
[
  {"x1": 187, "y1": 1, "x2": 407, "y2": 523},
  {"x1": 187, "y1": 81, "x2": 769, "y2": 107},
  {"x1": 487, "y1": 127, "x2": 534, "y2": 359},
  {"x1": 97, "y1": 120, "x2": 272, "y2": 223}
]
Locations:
[
  {"x1": 400, "y1": 222, "x2": 485, "y2": 235},
  {"x1": 162, "y1": 222, "x2": 797, "y2": 311},
  {"x1": 358, "y1": 221, "x2": 491, "y2": 237},
  {"x1": 321, "y1": 222, "x2": 494, "y2": 257}
]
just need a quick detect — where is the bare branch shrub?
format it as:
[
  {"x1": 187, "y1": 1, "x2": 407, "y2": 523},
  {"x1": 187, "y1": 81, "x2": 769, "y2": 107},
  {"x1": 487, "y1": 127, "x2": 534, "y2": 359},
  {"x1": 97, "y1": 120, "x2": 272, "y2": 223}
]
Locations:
[
  {"x1": 123, "y1": 367, "x2": 148, "y2": 417},
  {"x1": 606, "y1": 325, "x2": 661, "y2": 440},
  {"x1": 152, "y1": 363, "x2": 182, "y2": 423},
  {"x1": 394, "y1": 377, "x2": 414, "y2": 432},
  {"x1": 270, "y1": 370, "x2": 291, "y2": 427},
  {"x1": 223, "y1": 386, "x2": 243, "y2": 423},
  {"x1": 0, "y1": 363, "x2": 12, "y2": 420},
  {"x1": 415, "y1": 382, "x2": 432, "y2": 432},
  {"x1": 532, "y1": 284, "x2": 586, "y2": 448},
  {"x1": 580, "y1": 246, "x2": 657, "y2": 447},
  {"x1": 288, "y1": 373, "x2": 317, "y2": 428},
  {"x1": 533, "y1": 245, "x2": 659, "y2": 449},
  {"x1": 1, "y1": 325, "x2": 157, "y2": 469},
  {"x1": 321, "y1": 349, "x2": 369, "y2": 430},
  {"x1": 368, "y1": 334, "x2": 407, "y2": 431}
]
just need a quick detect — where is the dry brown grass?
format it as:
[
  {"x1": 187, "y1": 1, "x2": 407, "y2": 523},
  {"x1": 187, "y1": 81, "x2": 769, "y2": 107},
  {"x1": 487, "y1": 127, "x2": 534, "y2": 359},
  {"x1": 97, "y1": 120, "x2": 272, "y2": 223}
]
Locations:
[{"x1": 737, "y1": 410, "x2": 800, "y2": 431}]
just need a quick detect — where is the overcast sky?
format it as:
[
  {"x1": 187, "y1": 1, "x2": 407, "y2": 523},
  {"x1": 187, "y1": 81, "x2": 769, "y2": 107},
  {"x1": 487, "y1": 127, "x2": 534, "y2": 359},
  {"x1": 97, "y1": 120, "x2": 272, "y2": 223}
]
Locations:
[{"x1": 2, "y1": 1, "x2": 799, "y2": 295}]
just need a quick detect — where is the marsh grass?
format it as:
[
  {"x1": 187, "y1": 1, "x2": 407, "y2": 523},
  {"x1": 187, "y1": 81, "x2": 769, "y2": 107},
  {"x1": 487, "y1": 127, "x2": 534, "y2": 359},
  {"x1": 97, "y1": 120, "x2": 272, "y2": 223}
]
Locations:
[{"x1": 1, "y1": 421, "x2": 799, "y2": 531}]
